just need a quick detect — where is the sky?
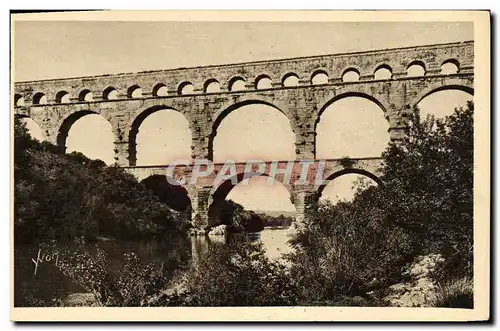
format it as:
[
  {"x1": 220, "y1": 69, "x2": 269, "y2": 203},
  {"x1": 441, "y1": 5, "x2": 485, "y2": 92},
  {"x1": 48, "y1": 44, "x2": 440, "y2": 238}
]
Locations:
[
  {"x1": 15, "y1": 20, "x2": 474, "y2": 212},
  {"x1": 14, "y1": 21, "x2": 473, "y2": 82}
]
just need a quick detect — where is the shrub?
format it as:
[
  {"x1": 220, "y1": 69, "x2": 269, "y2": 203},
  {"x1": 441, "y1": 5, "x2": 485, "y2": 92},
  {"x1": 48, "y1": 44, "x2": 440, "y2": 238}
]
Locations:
[
  {"x1": 287, "y1": 197, "x2": 414, "y2": 304},
  {"x1": 339, "y1": 156, "x2": 355, "y2": 168},
  {"x1": 19, "y1": 290, "x2": 62, "y2": 307},
  {"x1": 431, "y1": 277, "x2": 473, "y2": 308},
  {"x1": 173, "y1": 237, "x2": 298, "y2": 306},
  {"x1": 56, "y1": 242, "x2": 176, "y2": 307}
]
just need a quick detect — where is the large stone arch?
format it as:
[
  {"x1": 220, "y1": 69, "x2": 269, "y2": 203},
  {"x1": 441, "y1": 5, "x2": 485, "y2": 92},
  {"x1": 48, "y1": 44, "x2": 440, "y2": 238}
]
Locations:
[
  {"x1": 127, "y1": 105, "x2": 193, "y2": 166},
  {"x1": 56, "y1": 110, "x2": 113, "y2": 153},
  {"x1": 207, "y1": 98, "x2": 297, "y2": 161},
  {"x1": 409, "y1": 78, "x2": 474, "y2": 108},
  {"x1": 207, "y1": 172, "x2": 294, "y2": 215},
  {"x1": 140, "y1": 174, "x2": 191, "y2": 212},
  {"x1": 123, "y1": 166, "x2": 170, "y2": 182},
  {"x1": 314, "y1": 90, "x2": 390, "y2": 159},
  {"x1": 316, "y1": 167, "x2": 383, "y2": 202},
  {"x1": 315, "y1": 91, "x2": 389, "y2": 126}
]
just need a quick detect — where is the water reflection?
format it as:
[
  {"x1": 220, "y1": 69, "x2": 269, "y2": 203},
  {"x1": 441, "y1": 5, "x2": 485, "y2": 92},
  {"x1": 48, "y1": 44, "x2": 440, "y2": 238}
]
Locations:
[
  {"x1": 204, "y1": 227, "x2": 294, "y2": 261},
  {"x1": 258, "y1": 227, "x2": 295, "y2": 260}
]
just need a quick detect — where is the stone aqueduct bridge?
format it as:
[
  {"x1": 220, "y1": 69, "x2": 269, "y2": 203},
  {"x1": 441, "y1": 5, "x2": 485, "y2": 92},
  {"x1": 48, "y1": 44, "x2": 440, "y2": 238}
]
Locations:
[{"x1": 14, "y1": 41, "x2": 474, "y2": 226}]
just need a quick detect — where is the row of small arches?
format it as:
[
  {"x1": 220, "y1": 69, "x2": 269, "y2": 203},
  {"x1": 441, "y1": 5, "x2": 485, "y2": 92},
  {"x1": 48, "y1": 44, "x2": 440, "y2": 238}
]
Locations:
[{"x1": 14, "y1": 59, "x2": 460, "y2": 107}]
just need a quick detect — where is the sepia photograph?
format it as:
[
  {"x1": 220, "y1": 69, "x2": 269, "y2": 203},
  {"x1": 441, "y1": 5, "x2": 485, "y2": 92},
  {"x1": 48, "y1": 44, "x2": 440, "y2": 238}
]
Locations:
[{"x1": 10, "y1": 10, "x2": 490, "y2": 321}]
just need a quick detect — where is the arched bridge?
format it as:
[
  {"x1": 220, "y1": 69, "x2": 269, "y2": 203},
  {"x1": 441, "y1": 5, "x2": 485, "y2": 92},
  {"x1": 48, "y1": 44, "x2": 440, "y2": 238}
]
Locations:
[{"x1": 14, "y1": 41, "x2": 474, "y2": 227}]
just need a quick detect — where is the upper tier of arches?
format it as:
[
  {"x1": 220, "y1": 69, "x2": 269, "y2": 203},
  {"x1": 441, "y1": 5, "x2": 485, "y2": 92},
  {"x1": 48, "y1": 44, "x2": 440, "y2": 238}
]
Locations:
[{"x1": 15, "y1": 42, "x2": 473, "y2": 107}]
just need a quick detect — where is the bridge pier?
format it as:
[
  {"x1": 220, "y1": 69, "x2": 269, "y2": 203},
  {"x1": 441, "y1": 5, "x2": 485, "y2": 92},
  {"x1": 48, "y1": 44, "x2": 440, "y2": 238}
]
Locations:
[
  {"x1": 188, "y1": 186, "x2": 211, "y2": 229},
  {"x1": 113, "y1": 141, "x2": 129, "y2": 166},
  {"x1": 295, "y1": 132, "x2": 315, "y2": 159},
  {"x1": 291, "y1": 187, "x2": 318, "y2": 229}
]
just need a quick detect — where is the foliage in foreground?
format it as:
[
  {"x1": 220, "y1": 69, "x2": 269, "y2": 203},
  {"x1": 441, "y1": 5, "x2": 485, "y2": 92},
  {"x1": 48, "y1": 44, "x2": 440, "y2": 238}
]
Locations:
[
  {"x1": 161, "y1": 237, "x2": 299, "y2": 306},
  {"x1": 52, "y1": 239, "x2": 190, "y2": 307},
  {"x1": 288, "y1": 198, "x2": 414, "y2": 304},
  {"x1": 26, "y1": 237, "x2": 300, "y2": 307},
  {"x1": 288, "y1": 102, "x2": 474, "y2": 304},
  {"x1": 57, "y1": 245, "x2": 167, "y2": 306},
  {"x1": 14, "y1": 118, "x2": 188, "y2": 244}
]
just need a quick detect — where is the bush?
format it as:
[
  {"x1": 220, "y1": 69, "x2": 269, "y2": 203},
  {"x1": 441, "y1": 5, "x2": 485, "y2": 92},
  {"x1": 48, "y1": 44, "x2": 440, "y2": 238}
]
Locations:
[
  {"x1": 287, "y1": 198, "x2": 414, "y2": 304},
  {"x1": 55, "y1": 241, "x2": 176, "y2": 307},
  {"x1": 173, "y1": 237, "x2": 298, "y2": 306},
  {"x1": 431, "y1": 277, "x2": 473, "y2": 308}
]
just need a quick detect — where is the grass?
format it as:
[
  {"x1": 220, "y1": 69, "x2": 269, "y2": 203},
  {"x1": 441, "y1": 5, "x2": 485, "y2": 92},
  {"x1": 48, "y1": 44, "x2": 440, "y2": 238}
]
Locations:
[{"x1": 431, "y1": 277, "x2": 473, "y2": 308}]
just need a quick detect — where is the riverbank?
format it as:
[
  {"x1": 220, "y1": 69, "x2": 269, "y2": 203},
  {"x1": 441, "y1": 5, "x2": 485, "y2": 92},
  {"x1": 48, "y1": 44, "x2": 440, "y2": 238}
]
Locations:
[{"x1": 14, "y1": 227, "x2": 295, "y2": 307}]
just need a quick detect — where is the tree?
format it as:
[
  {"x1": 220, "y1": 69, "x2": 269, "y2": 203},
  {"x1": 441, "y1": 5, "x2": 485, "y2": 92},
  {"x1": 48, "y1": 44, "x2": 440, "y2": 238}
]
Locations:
[
  {"x1": 209, "y1": 199, "x2": 264, "y2": 233},
  {"x1": 13, "y1": 117, "x2": 188, "y2": 244},
  {"x1": 379, "y1": 102, "x2": 473, "y2": 279},
  {"x1": 287, "y1": 102, "x2": 474, "y2": 303}
]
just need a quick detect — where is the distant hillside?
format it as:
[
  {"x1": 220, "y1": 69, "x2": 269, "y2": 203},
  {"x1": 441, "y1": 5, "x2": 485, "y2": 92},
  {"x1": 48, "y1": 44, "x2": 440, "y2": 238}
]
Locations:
[{"x1": 253, "y1": 210, "x2": 296, "y2": 218}]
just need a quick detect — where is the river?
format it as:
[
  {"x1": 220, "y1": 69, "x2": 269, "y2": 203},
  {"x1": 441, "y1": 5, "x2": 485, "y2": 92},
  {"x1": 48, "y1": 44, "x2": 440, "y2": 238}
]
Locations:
[{"x1": 14, "y1": 227, "x2": 294, "y2": 307}]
